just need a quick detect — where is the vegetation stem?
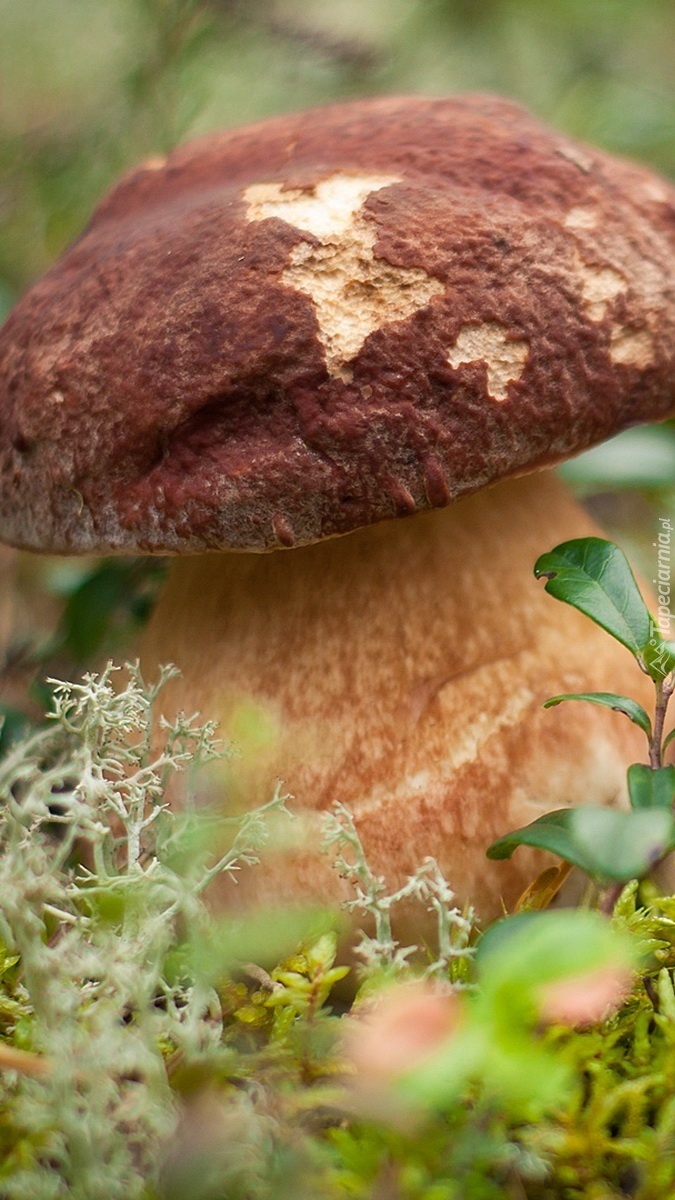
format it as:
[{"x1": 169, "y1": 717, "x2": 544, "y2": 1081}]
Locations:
[{"x1": 651, "y1": 675, "x2": 675, "y2": 771}]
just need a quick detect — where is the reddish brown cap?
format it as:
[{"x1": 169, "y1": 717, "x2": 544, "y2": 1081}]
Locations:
[{"x1": 1, "y1": 94, "x2": 674, "y2": 553}]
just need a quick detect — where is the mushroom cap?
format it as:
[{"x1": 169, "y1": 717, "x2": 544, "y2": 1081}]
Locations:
[{"x1": 0, "y1": 93, "x2": 674, "y2": 554}]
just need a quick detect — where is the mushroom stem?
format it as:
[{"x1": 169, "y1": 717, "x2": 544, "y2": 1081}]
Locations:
[{"x1": 140, "y1": 471, "x2": 653, "y2": 921}]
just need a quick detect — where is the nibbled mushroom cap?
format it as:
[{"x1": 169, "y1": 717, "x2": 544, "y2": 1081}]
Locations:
[{"x1": 1, "y1": 93, "x2": 674, "y2": 553}]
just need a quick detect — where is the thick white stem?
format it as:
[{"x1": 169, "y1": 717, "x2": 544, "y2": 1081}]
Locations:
[{"x1": 140, "y1": 472, "x2": 653, "y2": 921}]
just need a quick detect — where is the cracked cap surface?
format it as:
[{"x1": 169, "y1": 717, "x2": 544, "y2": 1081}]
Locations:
[{"x1": 0, "y1": 93, "x2": 674, "y2": 553}]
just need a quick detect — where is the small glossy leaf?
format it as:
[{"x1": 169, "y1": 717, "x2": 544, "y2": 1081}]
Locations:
[
  {"x1": 487, "y1": 809, "x2": 596, "y2": 872},
  {"x1": 534, "y1": 538, "x2": 651, "y2": 657},
  {"x1": 664, "y1": 728, "x2": 675, "y2": 753},
  {"x1": 487, "y1": 806, "x2": 675, "y2": 882},
  {"x1": 627, "y1": 763, "x2": 675, "y2": 810},
  {"x1": 543, "y1": 692, "x2": 652, "y2": 738}
]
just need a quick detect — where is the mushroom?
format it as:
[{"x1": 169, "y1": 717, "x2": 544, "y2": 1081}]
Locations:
[{"x1": 0, "y1": 95, "x2": 674, "y2": 921}]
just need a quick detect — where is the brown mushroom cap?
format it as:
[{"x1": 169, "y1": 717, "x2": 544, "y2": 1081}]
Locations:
[{"x1": 0, "y1": 93, "x2": 674, "y2": 554}]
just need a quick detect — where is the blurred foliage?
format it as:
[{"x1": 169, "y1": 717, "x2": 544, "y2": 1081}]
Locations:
[{"x1": 0, "y1": 556, "x2": 166, "y2": 750}]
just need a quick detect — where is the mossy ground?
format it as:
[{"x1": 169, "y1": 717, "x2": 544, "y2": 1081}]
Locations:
[{"x1": 0, "y1": 666, "x2": 673, "y2": 1197}]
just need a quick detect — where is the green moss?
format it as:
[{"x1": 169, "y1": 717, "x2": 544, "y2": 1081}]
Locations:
[{"x1": 0, "y1": 667, "x2": 674, "y2": 1196}]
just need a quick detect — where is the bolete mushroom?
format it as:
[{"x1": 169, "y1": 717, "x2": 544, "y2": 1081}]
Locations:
[{"x1": 0, "y1": 95, "x2": 674, "y2": 920}]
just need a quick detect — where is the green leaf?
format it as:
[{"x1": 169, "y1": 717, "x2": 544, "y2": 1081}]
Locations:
[
  {"x1": 544, "y1": 692, "x2": 652, "y2": 738},
  {"x1": 487, "y1": 806, "x2": 675, "y2": 882},
  {"x1": 534, "y1": 538, "x2": 651, "y2": 658},
  {"x1": 627, "y1": 764, "x2": 675, "y2": 810},
  {"x1": 664, "y1": 728, "x2": 675, "y2": 753},
  {"x1": 488, "y1": 809, "x2": 590, "y2": 870},
  {"x1": 570, "y1": 807, "x2": 675, "y2": 880}
]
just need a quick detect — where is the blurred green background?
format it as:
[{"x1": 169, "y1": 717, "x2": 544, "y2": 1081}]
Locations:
[{"x1": 0, "y1": 0, "x2": 674, "y2": 696}]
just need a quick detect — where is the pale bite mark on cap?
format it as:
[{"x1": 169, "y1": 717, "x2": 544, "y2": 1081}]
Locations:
[
  {"x1": 447, "y1": 323, "x2": 530, "y2": 402},
  {"x1": 244, "y1": 173, "x2": 444, "y2": 378},
  {"x1": 610, "y1": 326, "x2": 655, "y2": 368},
  {"x1": 571, "y1": 254, "x2": 655, "y2": 366},
  {"x1": 642, "y1": 180, "x2": 671, "y2": 204},
  {"x1": 574, "y1": 256, "x2": 626, "y2": 323},
  {"x1": 564, "y1": 206, "x2": 599, "y2": 231}
]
